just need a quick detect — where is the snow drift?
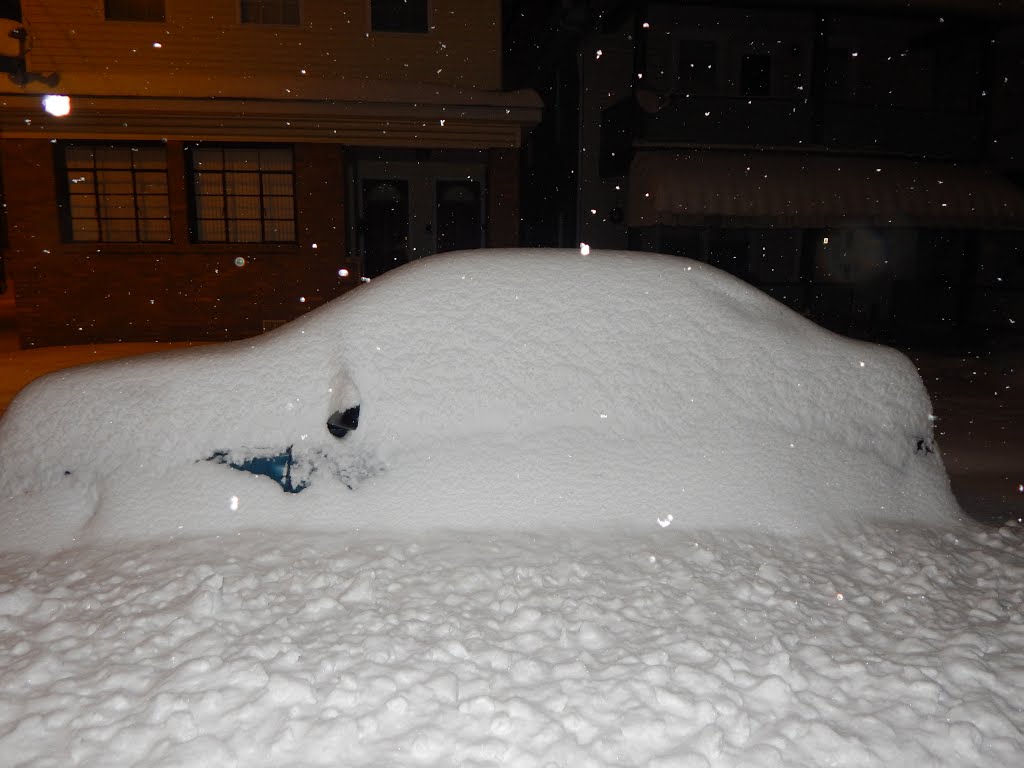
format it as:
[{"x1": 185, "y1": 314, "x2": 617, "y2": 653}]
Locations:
[{"x1": 0, "y1": 249, "x2": 960, "y2": 552}]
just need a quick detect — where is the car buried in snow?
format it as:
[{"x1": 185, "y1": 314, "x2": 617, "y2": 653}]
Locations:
[{"x1": 0, "y1": 249, "x2": 959, "y2": 552}]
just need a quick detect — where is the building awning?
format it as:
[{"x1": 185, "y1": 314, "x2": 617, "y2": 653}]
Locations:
[{"x1": 628, "y1": 150, "x2": 1024, "y2": 229}]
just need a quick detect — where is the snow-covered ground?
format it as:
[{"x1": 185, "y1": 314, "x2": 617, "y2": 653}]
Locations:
[{"x1": 1, "y1": 249, "x2": 1021, "y2": 767}]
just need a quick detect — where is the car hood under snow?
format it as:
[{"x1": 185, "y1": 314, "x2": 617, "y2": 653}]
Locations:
[{"x1": 0, "y1": 249, "x2": 960, "y2": 553}]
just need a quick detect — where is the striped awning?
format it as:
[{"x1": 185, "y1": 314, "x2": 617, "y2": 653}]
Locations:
[{"x1": 628, "y1": 150, "x2": 1024, "y2": 229}]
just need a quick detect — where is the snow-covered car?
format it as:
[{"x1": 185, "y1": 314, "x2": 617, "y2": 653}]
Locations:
[
  {"x1": 0, "y1": 249, "x2": 958, "y2": 552},
  {"x1": 8, "y1": 249, "x2": 1022, "y2": 768}
]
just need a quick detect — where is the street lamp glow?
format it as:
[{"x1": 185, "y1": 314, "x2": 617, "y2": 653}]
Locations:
[{"x1": 42, "y1": 94, "x2": 71, "y2": 117}]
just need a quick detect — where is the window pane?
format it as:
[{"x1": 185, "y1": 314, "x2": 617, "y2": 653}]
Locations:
[
  {"x1": 227, "y1": 196, "x2": 261, "y2": 219},
  {"x1": 68, "y1": 173, "x2": 96, "y2": 193},
  {"x1": 136, "y1": 195, "x2": 169, "y2": 218},
  {"x1": 64, "y1": 147, "x2": 95, "y2": 168},
  {"x1": 192, "y1": 150, "x2": 224, "y2": 171},
  {"x1": 225, "y1": 172, "x2": 260, "y2": 195},
  {"x1": 100, "y1": 195, "x2": 137, "y2": 218},
  {"x1": 133, "y1": 147, "x2": 167, "y2": 169},
  {"x1": 96, "y1": 171, "x2": 135, "y2": 195},
  {"x1": 258, "y1": 149, "x2": 293, "y2": 171},
  {"x1": 105, "y1": 0, "x2": 165, "y2": 21},
  {"x1": 262, "y1": 174, "x2": 292, "y2": 195},
  {"x1": 139, "y1": 219, "x2": 171, "y2": 241},
  {"x1": 95, "y1": 146, "x2": 132, "y2": 168},
  {"x1": 69, "y1": 195, "x2": 98, "y2": 217},
  {"x1": 101, "y1": 219, "x2": 137, "y2": 241},
  {"x1": 193, "y1": 172, "x2": 223, "y2": 195},
  {"x1": 195, "y1": 194, "x2": 225, "y2": 218},
  {"x1": 72, "y1": 221, "x2": 100, "y2": 241},
  {"x1": 371, "y1": 0, "x2": 428, "y2": 33},
  {"x1": 224, "y1": 150, "x2": 258, "y2": 171},
  {"x1": 241, "y1": 0, "x2": 299, "y2": 25},
  {"x1": 265, "y1": 220, "x2": 295, "y2": 241},
  {"x1": 262, "y1": 195, "x2": 292, "y2": 218},
  {"x1": 229, "y1": 219, "x2": 262, "y2": 241},
  {"x1": 197, "y1": 219, "x2": 226, "y2": 241},
  {"x1": 136, "y1": 172, "x2": 168, "y2": 194}
]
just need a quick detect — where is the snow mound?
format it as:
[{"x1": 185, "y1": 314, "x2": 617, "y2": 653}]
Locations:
[
  {"x1": 0, "y1": 249, "x2": 959, "y2": 552},
  {"x1": 2, "y1": 524, "x2": 1021, "y2": 767}
]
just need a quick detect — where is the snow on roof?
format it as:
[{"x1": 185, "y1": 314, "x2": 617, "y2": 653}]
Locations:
[{"x1": 0, "y1": 249, "x2": 960, "y2": 553}]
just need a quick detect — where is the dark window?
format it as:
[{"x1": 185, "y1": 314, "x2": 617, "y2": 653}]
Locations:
[
  {"x1": 241, "y1": 0, "x2": 299, "y2": 25},
  {"x1": 677, "y1": 40, "x2": 717, "y2": 95},
  {"x1": 58, "y1": 144, "x2": 171, "y2": 242},
  {"x1": 0, "y1": 0, "x2": 22, "y2": 21},
  {"x1": 104, "y1": 0, "x2": 164, "y2": 22},
  {"x1": 190, "y1": 146, "x2": 296, "y2": 243},
  {"x1": 741, "y1": 54, "x2": 771, "y2": 97},
  {"x1": 371, "y1": 0, "x2": 428, "y2": 33}
]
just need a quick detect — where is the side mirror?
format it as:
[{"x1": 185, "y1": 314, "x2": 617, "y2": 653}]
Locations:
[{"x1": 327, "y1": 405, "x2": 360, "y2": 438}]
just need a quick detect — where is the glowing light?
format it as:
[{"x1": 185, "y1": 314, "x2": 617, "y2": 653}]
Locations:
[
  {"x1": 338, "y1": 268, "x2": 349, "y2": 277},
  {"x1": 230, "y1": 495, "x2": 239, "y2": 511},
  {"x1": 580, "y1": 242, "x2": 591, "y2": 256},
  {"x1": 42, "y1": 95, "x2": 71, "y2": 117},
  {"x1": 234, "y1": 257, "x2": 246, "y2": 267},
  {"x1": 823, "y1": 236, "x2": 829, "y2": 245},
  {"x1": 299, "y1": 296, "x2": 306, "y2": 303},
  {"x1": 311, "y1": 242, "x2": 318, "y2": 249},
  {"x1": 153, "y1": 42, "x2": 162, "y2": 48}
]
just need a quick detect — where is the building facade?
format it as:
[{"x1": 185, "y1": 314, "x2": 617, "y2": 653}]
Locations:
[
  {"x1": 520, "y1": 0, "x2": 1024, "y2": 345},
  {"x1": 0, "y1": 0, "x2": 540, "y2": 346}
]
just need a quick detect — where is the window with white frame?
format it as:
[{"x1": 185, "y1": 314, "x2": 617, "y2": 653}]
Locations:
[
  {"x1": 60, "y1": 144, "x2": 171, "y2": 242},
  {"x1": 240, "y1": 0, "x2": 299, "y2": 25},
  {"x1": 189, "y1": 146, "x2": 296, "y2": 243}
]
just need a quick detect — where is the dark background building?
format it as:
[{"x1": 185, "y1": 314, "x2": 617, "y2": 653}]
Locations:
[{"x1": 506, "y1": 0, "x2": 1024, "y2": 346}]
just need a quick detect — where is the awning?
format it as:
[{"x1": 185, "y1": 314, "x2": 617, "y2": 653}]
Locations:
[{"x1": 628, "y1": 150, "x2": 1024, "y2": 229}]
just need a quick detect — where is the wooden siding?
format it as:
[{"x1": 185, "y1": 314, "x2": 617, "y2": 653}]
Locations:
[{"x1": 20, "y1": 0, "x2": 501, "y2": 95}]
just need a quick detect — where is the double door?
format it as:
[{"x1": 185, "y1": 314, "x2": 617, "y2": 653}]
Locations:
[{"x1": 355, "y1": 159, "x2": 485, "y2": 279}]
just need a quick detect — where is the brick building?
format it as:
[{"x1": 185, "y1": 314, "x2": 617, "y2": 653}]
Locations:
[{"x1": 0, "y1": 0, "x2": 540, "y2": 346}]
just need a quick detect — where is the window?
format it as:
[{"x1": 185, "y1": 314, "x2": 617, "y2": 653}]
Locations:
[
  {"x1": 676, "y1": 40, "x2": 717, "y2": 95},
  {"x1": 59, "y1": 144, "x2": 170, "y2": 242},
  {"x1": 741, "y1": 54, "x2": 771, "y2": 97},
  {"x1": 190, "y1": 146, "x2": 296, "y2": 243},
  {"x1": 371, "y1": 0, "x2": 428, "y2": 33},
  {"x1": 104, "y1": 0, "x2": 164, "y2": 22},
  {"x1": 241, "y1": 0, "x2": 299, "y2": 25}
]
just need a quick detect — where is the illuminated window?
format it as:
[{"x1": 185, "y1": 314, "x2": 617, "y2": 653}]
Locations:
[
  {"x1": 241, "y1": 0, "x2": 299, "y2": 25},
  {"x1": 59, "y1": 144, "x2": 171, "y2": 242},
  {"x1": 104, "y1": 0, "x2": 165, "y2": 22},
  {"x1": 371, "y1": 0, "x2": 428, "y2": 33},
  {"x1": 189, "y1": 146, "x2": 296, "y2": 243}
]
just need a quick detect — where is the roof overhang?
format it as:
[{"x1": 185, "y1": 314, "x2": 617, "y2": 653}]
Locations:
[
  {"x1": 0, "y1": 79, "x2": 543, "y2": 148},
  {"x1": 628, "y1": 150, "x2": 1024, "y2": 230}
]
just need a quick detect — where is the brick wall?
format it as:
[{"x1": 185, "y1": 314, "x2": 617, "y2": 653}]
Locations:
[{"x1": 1, "y1": 139, "x2": 359, "y2": 347}]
